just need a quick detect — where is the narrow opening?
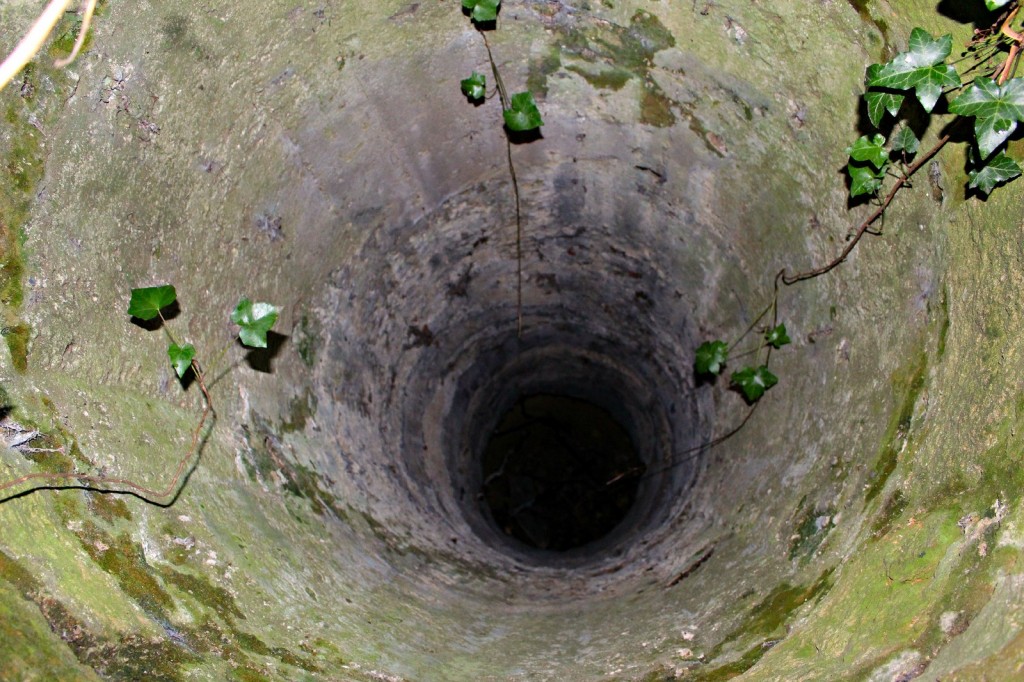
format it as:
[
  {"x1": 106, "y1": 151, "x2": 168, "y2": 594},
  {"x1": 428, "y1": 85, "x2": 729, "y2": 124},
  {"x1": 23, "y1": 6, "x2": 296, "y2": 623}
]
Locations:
[{"x1": 479, "y1": 393, "x2": 645, "y2": 551}]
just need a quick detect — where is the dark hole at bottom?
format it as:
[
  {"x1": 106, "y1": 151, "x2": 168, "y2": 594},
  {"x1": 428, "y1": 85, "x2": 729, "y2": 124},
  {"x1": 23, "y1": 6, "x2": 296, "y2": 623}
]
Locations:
[{"x1": 479, "y1": 393, "x2": 646, "y2": 551}]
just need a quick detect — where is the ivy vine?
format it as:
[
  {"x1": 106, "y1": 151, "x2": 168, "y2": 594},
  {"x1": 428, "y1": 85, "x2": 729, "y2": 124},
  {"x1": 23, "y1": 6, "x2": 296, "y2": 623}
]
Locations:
[
  {"x1": 459, "y1": 0, "x2": 543, "y2": 334},
  {"x1": 696, "y1": 0, "x2": 1024, "y2": 406},
  {"x1": 0, "y1": 287, "x2": 279, "y2": 503}
]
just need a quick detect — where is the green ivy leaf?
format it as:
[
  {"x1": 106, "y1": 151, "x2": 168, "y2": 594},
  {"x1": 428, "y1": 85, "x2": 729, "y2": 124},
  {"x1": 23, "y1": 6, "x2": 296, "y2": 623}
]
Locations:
[
  {"x1": 890, "y1": 126, "x2": 920, "y2": 156},
  {"x1": 848, "y1": 163, "x2": 886, "y2": 197},
  {"x1": 867, "y1": 28, "x2": 960, "y2": 112},
  {"x1": 864, "y1": 90, "x2": 905, "y2": 128},
  {"x1": 503, "y1": 91, "x2": 543, "y2": 131},
  {"x1": 949, "y1": 77, "x2": 1024, "y2": 158},
  {"x1": 846, "y1": 134, "x2": 889, "y2": 170},
  {"x1": 462, "y1": 0, "x2": 500, "y2": 23},
  {"x1": 985, "y1": 0, "x2": 1013, "y2": 9},
  {"x1": 731, "y1": 365, "x2": 779, "y2": 403},
  {"x1": 127, "y1": 285, "x2": 177, "y2": 321},
  {"x1": 231, "y1": 299, "x2": 280, "y2": 348},
  {"x1": 968, "y1": 151, "x2": 1022, "y2": 195},
  {"x1": 461, "y1": 71, "x2": 486, "y2": 101},
  {"x1": 167, "y1": 343, "x2": 196, "y2": 379},
  {"x1": 765, "y1": 324, "x2": 791, "y2": 349},
  {"x1": 695, "y1": 340, "x2": 729, "y2": 376}
]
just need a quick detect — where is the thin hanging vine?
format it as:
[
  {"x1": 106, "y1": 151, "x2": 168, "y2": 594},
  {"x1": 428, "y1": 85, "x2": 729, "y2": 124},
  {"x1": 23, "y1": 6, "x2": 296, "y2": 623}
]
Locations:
[
  {"x1": 460, "y1": 0, "x2": 543, "y2": 336},
  {"x1": 697, "y1": 0, "x2": 1024, "y2": 406}
]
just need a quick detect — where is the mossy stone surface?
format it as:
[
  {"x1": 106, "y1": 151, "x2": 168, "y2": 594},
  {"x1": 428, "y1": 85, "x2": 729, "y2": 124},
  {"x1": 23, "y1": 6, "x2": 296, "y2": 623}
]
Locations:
[{"x1": 0, "y1": 0, "x2": 1023, "y2": 679}]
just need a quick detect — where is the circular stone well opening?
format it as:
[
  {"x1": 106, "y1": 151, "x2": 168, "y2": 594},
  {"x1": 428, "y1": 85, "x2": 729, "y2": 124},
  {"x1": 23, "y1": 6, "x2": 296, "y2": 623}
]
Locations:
[{"x1": 5, "y1": 0, "x2": 1006, "y2": 678}]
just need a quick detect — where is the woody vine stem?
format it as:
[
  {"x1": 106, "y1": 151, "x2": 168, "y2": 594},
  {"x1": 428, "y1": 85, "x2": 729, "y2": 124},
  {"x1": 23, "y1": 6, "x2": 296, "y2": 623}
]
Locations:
[
  {"x1": 697, "y1": 0, "x2": 1024, "y2": 411},
  {"x1": 1, "y1": 288, "x2": 279, "y2": 504}
]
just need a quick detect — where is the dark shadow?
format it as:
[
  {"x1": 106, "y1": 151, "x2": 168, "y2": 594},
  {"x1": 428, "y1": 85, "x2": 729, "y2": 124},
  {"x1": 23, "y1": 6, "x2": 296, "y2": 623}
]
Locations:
[
  {"x1": 936, "y1": 0, "x2": 1000, "y2": 28},
  {"x1": 462, "y1": 7, "x2": 498, "y2": 30},
  {"x1": 176, "y1": 365, "x2": 197, "y2": 391},
  {"x1": 243, "y1": 331, "x2": 288, "y2": 374},
  {"x1": 0, "y1": 412, "x2": 216, "y2": 508},
  {"x1": 962, "y1": 124, "x2": 1024, "y2": 200},
  {"x1": 694, "y1": 370, "x2": 719, "y2": 388},
  {"x1": 636, "y1": 401, "x2": 762, "y2": 484},
  {"x1": 506, "y1": 127, "x2": 544, "y2": 145},
  {"x1": 129, "y1": 300, "x2": 181, "y2": 331}
]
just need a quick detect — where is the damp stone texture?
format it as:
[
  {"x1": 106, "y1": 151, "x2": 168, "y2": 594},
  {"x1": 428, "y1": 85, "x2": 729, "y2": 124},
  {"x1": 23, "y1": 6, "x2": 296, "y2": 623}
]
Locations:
[{"x1": 2, "y1": 0, "x2": 1024, "y2": 680}]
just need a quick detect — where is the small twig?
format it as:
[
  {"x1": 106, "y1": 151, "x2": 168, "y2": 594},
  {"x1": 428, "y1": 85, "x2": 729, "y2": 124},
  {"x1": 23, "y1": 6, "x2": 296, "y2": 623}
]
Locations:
[
  {"x1": 480, "y1": 29, "x2": 525, "y2": 336},
  {"x1": 0, "y1": 361, "x2": 215, "y2": 505},
  {"x1": 633, "y1": 401, "x2": 762, "y2": 483},
  {"x1": 53, "y1": 0, "x2": 98, "y2": 68},
  {"x1": 507, "y1": 140, "x2": 524, "y2": 337},
  {"x1": 781, "y1": 130, "x2": 954, "y2": 285},
  {"x1": 729, "y1": 299, "x2": 773, "y2": 350},
  {"x1": 1000, "y1": 7, "x2": 1022, "y2": 44},
  {"x1": 0, "y1": 0, "x2": 71, "y2": 90},
  {"x1": 481, "y1": 31, "x2": 510, "y2": 109}
]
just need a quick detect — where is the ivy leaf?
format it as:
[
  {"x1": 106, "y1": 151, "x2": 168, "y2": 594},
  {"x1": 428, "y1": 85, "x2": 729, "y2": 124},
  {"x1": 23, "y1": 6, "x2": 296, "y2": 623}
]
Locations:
[
  {"x1": 462, "y1": 0, "x2": 500, "y2": 23},
  {"x1": 864, "y1": 90, "x2": 905, "y2": 128},
  {"x1": 968, "y1": 151, "x2": 1022, "y2": 195},
  {"x1": 765, "y1": 324, "x2": 791, "y2": 349},
  {"x1": 503, "y1": 91, "x2": 543, "y2": 131},
  {"x1": 985, "y1": 0, "x2": 1013, "y2": 9},
  {"x1": 127, "y1": 285, "x2": 177, "y2": 321},
  {"x1": 890, "y1": 126, "x2": 920, "y2": 156},
  {"x1": 949, "y1": 77, "x2": 1024, "y2": 158},
  {"x1": 695, "y1": 340, "x2": 729, "y2": 376},
  {"x1": 231, "y1": 299, "x2": 280, "y2": 348},
  {"x1": 731, "y1": 365, "x2": 779, "y2": 403},
  {"x1": 461, "y1": 71, "x2": 486, "y2": 101},
  {"x1": 867, "y1": 28, "x2": 960, "y2": 112},
  {"x1": 167, "y1": 343, "x2": 196, "y2": 379},
  {"x1": 848, "y1": 163, "x2": 886, "y2": 197},
  {"x1": 846, "y1": 134, "x2": 889, "y2": 169}
]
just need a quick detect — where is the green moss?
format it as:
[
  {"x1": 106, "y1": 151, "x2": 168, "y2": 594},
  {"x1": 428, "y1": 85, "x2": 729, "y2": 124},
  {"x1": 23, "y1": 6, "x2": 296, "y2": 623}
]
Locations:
[
  {"x1": 229, "y1": 666, "x2": 273, "y2": 682},
  {"x1": 161, "y1": 567, "x2": 245, "y2": 620},
  {"x1": 566, "y1": 65, "x2": 632, "y2": 90},
  {"x1": 0, "y1": 51, "x2": 72, "y2": 365},
  {"x1": 640, "y1": 87, "x2": 676, "y2": 127},
  {"x1": 871, "y1": 488, "x2": 908, "y2": 536},
  {"x1": 845, "y1": 0, "x2": 891, "y2": 55},
  {"x1": 17, "y1": 432, "x2": 74, "y2": 474},
  {"x1": 7, "y1": 138, "x2": 44, "y2": 194},
  {"x1": 281, "y1": 391, "x2": 317, "y2": 433},
  {"x1": 972, "y1": 438, "x2": 1024, "y2": 503},
  {"x1": 39, "y1": 496, "x2": 322, "y2": 677},
  {"x1": 555, "y1": 9, "x2": 678, "y2": 126},
  {"x1": 694, "y1": 642, "x2": 771, "y2": 681},
  {"x1": 229, "y1": 630, "x2": 318, "y2": 672},
  {"x1": 294, "y1": 314, "x2": 322, "y2": 368},
  {"x1": 0, "y1": 551, "x2": 196, "y2": 680},
  {"x1": 224, "y1": 622, "x2": 319, "y2": 671},
  {"x1": 86, "y1": 635, "x2": 194, "y2": 681},
  {"x1": 698, "y1": 570, "x2": 835, "y2": 678},
  {"x1": 86, "y1": 492, "x2": 133, "y2": 523},
  {"x1": 936, "y1": 285, "x2": 950, "y2": 358},
  {"x1": 74, "y1": 524, "x2": 175, "y2": 619},
  {"x1": 242, "y1": 414, "x2": 345, "y2": 519},
  {"x1": 0, "y1": 549, "x2": 42, "y2": 594},
  {"x1": 47, "y1": 13, "x2": 95, "y2": 59},
  {"x1": 527, "y1": 49, "x2": 562, "y2": 99},
  {"x1": 865, "y1": 350, "x2": 927, "y2": 503},
  {"x1": 788, "y1": 505, "x2": 835, "y2": 561},
  {"x1": 1, "y1": 217, "x2": 26, "y2": 312}
]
